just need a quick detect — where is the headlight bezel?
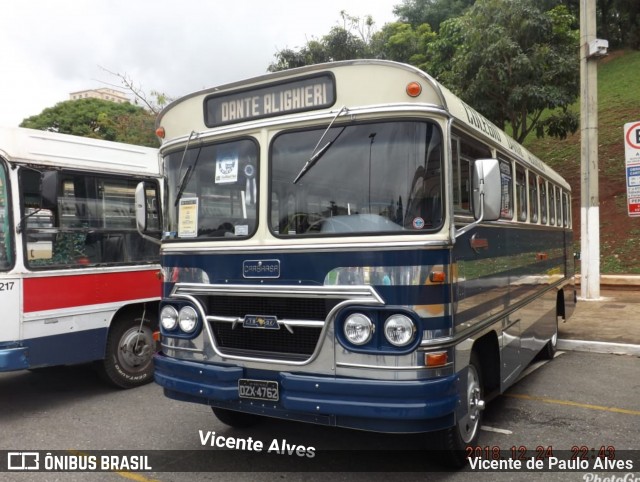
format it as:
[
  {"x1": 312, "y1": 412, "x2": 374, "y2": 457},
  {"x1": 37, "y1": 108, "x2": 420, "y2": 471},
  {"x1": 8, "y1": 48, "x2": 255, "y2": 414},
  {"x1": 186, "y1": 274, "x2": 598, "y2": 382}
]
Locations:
[
  {"x1": 337, "y1": 308, "x2": 421, "y2": 354},
  {"x1": 159, "y1": 302, "x2": 201, "y2": 338}
]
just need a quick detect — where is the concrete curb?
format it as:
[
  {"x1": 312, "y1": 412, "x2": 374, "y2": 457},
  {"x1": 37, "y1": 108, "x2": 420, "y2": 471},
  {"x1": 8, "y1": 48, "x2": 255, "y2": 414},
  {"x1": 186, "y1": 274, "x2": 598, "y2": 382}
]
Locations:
[{"x1": 558, "y1": 339, "x2": 640, "y2": 356}]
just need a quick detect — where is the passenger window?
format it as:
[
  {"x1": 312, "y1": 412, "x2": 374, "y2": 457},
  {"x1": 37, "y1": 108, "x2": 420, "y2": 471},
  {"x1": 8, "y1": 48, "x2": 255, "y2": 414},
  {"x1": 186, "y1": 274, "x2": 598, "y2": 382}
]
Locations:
[
  {"x1": 529, "y1": 173, "x2": 538, "y2": 223},
  {"x1": 539, "y1": 179, "x2": 547, "y2": 224},
  {"x1": 555, "y1": 186, "x2": 562, "y2": 227},
  {"x1": 498, "y1": 159, "x2": 513, "y2": 220},
  {"x1": 549, "y1": 184, "x2": 556, "y2": 226},
  {"x1": 20, "y1": 169, "x2": 160, "y2": 268},
  {"x1": 452, "y1": 133, "x2": 490, "y2": 214},
  {"x1": 516, "y1": 165, "x2": 527, "y2": 222}
]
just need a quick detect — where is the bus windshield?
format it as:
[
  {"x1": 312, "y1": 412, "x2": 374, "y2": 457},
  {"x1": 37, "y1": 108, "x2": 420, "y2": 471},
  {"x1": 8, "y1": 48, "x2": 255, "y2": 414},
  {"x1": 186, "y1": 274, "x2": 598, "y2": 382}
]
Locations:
[
  {"x1": 0, "y1": 161, "x2": 12, "y2": 269},
  {"x1": 164, "y1": 139, "x2": 258, "y2": 240},
  {"x1": 270, "y1": 120, "x2": 443, "y2": 236}
]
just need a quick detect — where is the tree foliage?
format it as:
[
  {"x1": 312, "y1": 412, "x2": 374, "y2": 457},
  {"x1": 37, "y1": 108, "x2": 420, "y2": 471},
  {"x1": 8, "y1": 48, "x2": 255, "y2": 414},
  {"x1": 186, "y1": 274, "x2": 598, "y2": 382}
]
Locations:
[
  {"x1": 435, "y1": 0, "x2": 580, "y2": 142},
  {"x1": 393, "y1": 0, "x2": 475, "y2": 32},
  {"x1": 20, "y1": 98, "x2": 159, "y2": 148},
  {"x1": 269, "y1": 2, "x2": 580, "y2": 142}
]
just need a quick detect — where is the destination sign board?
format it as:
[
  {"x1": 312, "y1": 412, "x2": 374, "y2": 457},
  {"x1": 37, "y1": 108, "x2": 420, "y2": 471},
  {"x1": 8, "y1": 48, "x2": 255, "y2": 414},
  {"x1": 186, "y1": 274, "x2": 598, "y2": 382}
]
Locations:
[{"x1": 205, "y1": 73, "x2": 335, "y2": 127}]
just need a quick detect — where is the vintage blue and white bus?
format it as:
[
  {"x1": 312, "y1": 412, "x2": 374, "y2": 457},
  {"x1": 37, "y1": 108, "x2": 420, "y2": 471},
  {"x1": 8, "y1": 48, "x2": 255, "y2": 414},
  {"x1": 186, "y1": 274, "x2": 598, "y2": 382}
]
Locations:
[{"x1": 138, "y1": 60, "x2": 576, "y2": 464}]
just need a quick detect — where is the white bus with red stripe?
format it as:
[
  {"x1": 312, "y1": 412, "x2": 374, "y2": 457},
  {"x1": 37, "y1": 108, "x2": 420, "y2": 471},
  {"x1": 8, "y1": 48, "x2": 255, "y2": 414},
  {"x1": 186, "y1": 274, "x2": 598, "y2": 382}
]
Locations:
[{"x1": 0, "y1": 127, "x2": 162, "y2": 388}]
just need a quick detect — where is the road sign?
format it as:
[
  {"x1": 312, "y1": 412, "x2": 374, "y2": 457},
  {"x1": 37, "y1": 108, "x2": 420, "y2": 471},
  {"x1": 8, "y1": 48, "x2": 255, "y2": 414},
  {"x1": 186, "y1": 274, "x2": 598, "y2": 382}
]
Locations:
[{"x1": 624, "y1": 122, "x2": 640, "y2": 216}]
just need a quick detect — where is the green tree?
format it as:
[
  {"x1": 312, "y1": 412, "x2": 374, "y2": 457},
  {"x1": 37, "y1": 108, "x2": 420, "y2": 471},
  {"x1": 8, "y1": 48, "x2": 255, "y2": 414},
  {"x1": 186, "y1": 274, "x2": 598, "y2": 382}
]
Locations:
[
  {"x1": 370, "y1": 22, "x2": 436, "y2": 67},
  {"x1": 269, "y1": 12, "x2": 378, "y2": 71},
  {"x1": 429, "y1": 0, "x2": 579, "y2": 142},
  {"x1": 393, "y1": 0, "x2": 475, "y2": 32},
  {"x1": 20, "y1": 98, "x2": 159, "y2": 147}
]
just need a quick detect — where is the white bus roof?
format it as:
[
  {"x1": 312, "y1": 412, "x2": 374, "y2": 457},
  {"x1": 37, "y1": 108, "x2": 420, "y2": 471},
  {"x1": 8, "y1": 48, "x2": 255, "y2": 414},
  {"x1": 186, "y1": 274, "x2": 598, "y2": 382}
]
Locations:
[
  {"x1": 0, "y1": 126, "x2": 159, "y2": 176},
  {"x1": 158, "y1": 59, "x2": 568, "y2": 189}
]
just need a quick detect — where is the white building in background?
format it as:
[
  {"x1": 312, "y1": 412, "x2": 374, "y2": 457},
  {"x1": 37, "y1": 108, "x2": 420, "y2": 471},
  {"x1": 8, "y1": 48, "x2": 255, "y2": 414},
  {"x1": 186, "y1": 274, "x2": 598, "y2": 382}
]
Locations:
[{"x1": 69, "y1": 88, "x2": 130, "y2": 104}]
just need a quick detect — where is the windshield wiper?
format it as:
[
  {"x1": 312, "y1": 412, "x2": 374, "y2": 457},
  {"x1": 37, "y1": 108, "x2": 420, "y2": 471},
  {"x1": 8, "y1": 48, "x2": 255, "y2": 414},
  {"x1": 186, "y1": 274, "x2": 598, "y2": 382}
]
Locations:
[
  {"x1": 293, "y1": 106, "x2": 348, "y2": 184},
  {"x1": 174, "y1": 131, "x2": 201, "y2": 206}
]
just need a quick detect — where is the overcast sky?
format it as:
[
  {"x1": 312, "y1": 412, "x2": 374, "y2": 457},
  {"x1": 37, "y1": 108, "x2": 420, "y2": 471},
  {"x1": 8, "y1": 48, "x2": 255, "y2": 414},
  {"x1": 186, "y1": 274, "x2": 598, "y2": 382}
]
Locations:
[{"x1": 0, "y1": 0, "x2": 399, "y2": 127}]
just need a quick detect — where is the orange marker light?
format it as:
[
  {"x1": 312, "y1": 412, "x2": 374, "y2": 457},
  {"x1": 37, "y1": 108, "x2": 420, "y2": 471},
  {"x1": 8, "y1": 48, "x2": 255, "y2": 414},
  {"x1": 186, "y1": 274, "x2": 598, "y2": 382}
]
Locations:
[
  {"x1": 406, "y1": 82, "x2": 422, "y2": 97},
  {"x1": 425, "y1": 352, "x2": 448, "y2": 367},
  {"x1": 429, "y1": 271, "x2": 446, "y2": 283},
  {"x1": 155, "y1": 126, "x2": 166, "y2": 139}
]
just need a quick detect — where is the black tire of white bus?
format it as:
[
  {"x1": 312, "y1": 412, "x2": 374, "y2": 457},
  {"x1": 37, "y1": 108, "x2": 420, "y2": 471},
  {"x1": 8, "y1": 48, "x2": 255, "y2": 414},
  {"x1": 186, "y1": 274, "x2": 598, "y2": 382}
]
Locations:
[
  {"x1": 434, "y1": 352, "x2": 484, "y2": 468},
  {"x1": 98, "y1": 309, "x2": 158, "y2": 389}
]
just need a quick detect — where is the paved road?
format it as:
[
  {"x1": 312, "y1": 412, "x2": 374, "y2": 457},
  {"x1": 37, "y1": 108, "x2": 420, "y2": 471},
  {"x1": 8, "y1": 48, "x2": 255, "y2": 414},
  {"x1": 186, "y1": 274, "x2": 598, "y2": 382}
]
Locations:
[{"x1": 0, "y1": 349, "x2": 638, "y2": 481}]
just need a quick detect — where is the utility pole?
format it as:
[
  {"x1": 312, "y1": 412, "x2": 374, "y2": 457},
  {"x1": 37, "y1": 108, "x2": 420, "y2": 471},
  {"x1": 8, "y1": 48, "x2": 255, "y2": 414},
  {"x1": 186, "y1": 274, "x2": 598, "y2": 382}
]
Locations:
[{"x1": 580, "y1": 0, "x2": 607, "y2": 299}]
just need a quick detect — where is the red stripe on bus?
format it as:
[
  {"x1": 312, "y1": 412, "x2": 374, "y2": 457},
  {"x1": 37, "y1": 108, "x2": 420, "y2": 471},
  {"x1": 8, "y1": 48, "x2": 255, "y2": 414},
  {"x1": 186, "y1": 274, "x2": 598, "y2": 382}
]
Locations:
[{"x1": 23, "y1": 270, "x2": 161, "y2": 313}]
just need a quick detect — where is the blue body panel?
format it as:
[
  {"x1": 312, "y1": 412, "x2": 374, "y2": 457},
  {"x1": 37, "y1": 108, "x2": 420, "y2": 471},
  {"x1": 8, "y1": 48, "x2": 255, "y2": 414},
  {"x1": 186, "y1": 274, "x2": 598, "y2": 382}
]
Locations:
[
  {"x1": 154, "y1": 353, "x2": 458, "y2": 433},
  {"x1": 0, "y1": 328, "x2": 108, "y2": 371}
]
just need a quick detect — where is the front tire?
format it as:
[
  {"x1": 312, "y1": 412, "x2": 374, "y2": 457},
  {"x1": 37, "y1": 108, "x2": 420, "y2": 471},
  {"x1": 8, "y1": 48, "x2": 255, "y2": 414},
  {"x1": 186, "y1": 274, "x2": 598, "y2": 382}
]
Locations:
[
  {"x1": 99, "y1": 317, "x2": 156, "y2": 389},
  {"x1": 212, "y1": 407, "x2": 263, "y2": 428},
  {"x1": 436, "y1": 352, "x2": 485, "y2": 468}
]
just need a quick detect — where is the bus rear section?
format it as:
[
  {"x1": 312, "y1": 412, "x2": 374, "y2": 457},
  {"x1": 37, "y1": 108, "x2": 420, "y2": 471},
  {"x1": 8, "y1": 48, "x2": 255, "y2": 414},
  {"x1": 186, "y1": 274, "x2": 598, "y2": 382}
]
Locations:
[
  {"x1": 0, "y1": 127, "x2": 162, "y2": 388},
  {"x1": 144, "y1": 60, "x2": 575, "y2": 465}
]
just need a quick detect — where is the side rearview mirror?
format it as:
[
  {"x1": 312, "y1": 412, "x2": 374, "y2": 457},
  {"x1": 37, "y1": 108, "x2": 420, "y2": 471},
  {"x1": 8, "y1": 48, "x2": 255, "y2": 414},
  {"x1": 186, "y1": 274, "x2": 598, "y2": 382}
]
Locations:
[
  {"x1": 135, "y1": 181, "x2": 161, "y2": 245},
  {"x1": 472, "y1": 158, "x2": 501, "y2": 222},
  {"x1": 455, "y1": 158, "x2": 501, "y2": 238}
]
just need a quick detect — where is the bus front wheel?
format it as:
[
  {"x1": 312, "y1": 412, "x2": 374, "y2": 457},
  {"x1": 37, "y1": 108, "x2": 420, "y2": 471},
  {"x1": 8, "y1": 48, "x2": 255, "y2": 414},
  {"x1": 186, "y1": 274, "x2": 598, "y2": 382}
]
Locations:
[
  {"x1": 99, "y1": 317, "x2": 156, "y2": 389},
  {"x1": 436, "y1": 353, "x2": 485, "y2": 468},
  {"x1": 212, "y1": 407, "x2": 263, "y2": 428}
]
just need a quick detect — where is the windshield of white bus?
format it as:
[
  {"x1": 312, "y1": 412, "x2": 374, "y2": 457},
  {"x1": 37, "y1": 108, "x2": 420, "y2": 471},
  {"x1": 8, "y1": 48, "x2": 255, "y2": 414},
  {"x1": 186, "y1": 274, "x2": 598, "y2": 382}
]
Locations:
[
  {"x1": 163, "y1": 138, "x2": 258, "y2": 240},
  {"x1": 270, "y1": 120, "x2": 443, "y2": 236},
  {"x1": 0, "y1": 161, "x2": 13, "y2": 269}
]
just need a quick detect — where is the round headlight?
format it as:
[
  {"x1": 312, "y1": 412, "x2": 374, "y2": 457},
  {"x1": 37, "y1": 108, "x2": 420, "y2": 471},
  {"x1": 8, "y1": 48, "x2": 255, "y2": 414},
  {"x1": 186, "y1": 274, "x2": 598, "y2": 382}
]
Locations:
[
  {"x1": 160, "y1": 305, "x2": 178, "y2": 331},
  {"x1": 384, "y1": 314, "x2": 415, "y2": 347},
  {"x1": 343, "y1": 313, "x2": 374, "y2": 345},
  {"x1": 178, "y1": 306, "x2": 198, "y2": 333}
]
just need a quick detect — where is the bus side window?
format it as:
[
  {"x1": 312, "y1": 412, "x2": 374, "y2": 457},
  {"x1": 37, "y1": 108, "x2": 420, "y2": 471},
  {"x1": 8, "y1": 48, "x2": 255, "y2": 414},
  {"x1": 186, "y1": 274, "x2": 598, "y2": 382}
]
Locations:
[
  {"x1": 549, "y1": 183, "x2": 556, "y2": 225},
  {"x1": 516, "y1": 165, "x2": 527, "y2": 222},
  {"x1": 498, "y1": 159, "x2": 513, "y2": 220},
  {"x1": 562, "y1": 192, "x2": 570, "y2": 227},
  {"x1": 555, "y1": 186, "x2": 562, "y2": 227},
  {"x1": 453, "y1": 133, "x2": 490, "y2": 214},
  {"x1": 529, "y1": 172, "x2": 538, "y2": 223},
  {"x1": 539, "y1": 178, "x2": 548, "y2": 224}
]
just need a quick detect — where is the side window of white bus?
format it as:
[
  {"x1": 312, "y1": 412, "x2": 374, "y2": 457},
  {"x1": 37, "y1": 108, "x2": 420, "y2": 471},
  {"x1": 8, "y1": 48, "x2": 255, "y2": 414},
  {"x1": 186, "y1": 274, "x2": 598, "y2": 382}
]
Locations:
[
  {"x1": 0, "y1": 162, "x2": 13, "y2": 269},
  {"x1": 21, "y1": 169, "x2": 159, "y2": 268}
]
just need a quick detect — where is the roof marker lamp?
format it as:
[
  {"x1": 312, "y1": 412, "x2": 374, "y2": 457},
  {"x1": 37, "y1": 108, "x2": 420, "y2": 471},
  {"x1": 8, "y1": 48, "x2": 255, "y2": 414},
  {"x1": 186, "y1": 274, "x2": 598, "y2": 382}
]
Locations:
[
  {"x1": 383, "y1": 314, "x2": 416, "y2": 347},
  {"x1": 160, "y1": 305, "x2": 179, "y2": 331},
  {"x1": 406, "y1": 82, "x2": 422, "y2": 98},
  {"x1": 343, "y1": 313, "x2": 374, "y2": 346}
]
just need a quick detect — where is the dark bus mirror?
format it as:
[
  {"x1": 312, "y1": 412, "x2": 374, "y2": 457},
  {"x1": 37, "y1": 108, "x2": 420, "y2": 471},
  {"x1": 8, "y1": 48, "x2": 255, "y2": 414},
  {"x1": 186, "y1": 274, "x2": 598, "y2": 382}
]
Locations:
[
  {"x1": 472, "y1": 158, "x2": 501, "y2": 222},
  {"x1": 40, "y1": 171, "x2": 58, "y2": 211}
]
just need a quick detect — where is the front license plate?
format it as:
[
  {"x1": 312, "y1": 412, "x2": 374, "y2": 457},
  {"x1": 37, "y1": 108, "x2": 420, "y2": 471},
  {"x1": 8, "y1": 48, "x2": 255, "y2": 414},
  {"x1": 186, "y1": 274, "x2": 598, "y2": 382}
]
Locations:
[{"x1": 238, "y1": 379, "x2": 279, "y2": 401}]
